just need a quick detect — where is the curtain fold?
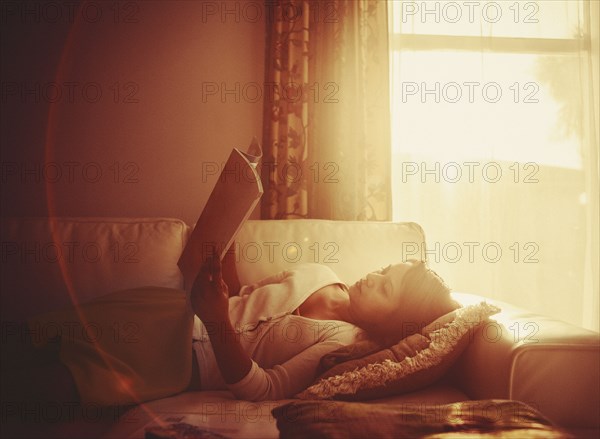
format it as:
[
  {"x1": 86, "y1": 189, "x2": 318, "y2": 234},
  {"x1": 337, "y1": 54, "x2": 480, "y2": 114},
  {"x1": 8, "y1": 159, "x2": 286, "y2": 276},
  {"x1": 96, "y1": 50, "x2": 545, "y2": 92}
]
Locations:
[
  {"x1": 261, "y1": 0, "x2": 391, "y2": 220},
  {"x1": 260, "y1": 0, "x2": 310, "y2": 219},
  {"x1": 581, "y1": 0, "x2": 599, "y2": 329}
]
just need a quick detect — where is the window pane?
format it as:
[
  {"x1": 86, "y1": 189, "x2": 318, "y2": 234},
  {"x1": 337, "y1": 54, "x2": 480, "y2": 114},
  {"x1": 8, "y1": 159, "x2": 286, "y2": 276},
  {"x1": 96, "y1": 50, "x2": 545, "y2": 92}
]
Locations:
[
  {"x1": 390, "y1": 50, "x2": 583, "y2": 168},
  {"x1": 389, "y1": 47, "x2": 589, "y2": 327}
]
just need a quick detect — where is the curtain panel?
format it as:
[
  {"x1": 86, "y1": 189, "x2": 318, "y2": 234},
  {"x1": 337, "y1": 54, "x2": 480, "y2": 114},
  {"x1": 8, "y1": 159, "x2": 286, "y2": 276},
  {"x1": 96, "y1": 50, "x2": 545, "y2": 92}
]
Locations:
[{"x1": 260, "y1": 0, "x2": 391, "y2": 220}]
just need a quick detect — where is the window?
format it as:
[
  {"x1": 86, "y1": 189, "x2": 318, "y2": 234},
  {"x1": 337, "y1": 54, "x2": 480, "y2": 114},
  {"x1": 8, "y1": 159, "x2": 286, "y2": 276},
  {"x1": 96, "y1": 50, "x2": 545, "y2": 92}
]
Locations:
[{"x1": 388, "y1": 0, "x2": 598, "y2": 329}]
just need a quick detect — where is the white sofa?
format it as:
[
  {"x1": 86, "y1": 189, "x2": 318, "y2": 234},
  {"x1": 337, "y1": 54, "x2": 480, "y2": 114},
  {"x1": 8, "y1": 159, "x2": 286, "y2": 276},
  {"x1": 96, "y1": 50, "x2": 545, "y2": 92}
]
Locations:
[{"x1": 1, "y1": 217, "x2": 598, "y2": 439}]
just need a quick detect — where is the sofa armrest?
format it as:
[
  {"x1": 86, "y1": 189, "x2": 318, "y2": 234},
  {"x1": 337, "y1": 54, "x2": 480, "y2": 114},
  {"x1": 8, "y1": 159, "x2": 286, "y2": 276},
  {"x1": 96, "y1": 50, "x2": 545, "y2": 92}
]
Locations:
[{"x1": 451, "y1": 293, "x2": 599, "y2": 429}]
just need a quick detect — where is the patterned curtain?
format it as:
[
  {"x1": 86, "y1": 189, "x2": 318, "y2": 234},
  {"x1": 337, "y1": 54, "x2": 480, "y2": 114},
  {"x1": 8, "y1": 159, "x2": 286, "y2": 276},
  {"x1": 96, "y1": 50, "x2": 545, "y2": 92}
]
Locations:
[{"x1": 261, "y1": 0, "x2": 391, "y2": 220}]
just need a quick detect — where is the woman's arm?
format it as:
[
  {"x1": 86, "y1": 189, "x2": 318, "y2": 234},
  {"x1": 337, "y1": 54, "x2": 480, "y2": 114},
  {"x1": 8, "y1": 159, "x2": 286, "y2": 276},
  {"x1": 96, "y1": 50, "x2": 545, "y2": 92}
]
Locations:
[
  {"x1": 228, "y1": 338, "x2": 349, "y2": 401},
  {"x1": 191, "y1": 259, "x2": 355, "y2": 400},
  {"x1": 190, "y1": 255, "x2": 252, "y2": 384},
  {"x1": 205, "y1": 320, "x2": 253, "y2": 384}
]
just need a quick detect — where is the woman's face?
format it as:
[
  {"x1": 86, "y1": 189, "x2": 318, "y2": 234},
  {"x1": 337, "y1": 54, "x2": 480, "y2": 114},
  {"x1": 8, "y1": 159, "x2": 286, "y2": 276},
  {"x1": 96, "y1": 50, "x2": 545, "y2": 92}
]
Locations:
[{"x1": 346, "y1": 261, "x2": 416, "y2": 328}]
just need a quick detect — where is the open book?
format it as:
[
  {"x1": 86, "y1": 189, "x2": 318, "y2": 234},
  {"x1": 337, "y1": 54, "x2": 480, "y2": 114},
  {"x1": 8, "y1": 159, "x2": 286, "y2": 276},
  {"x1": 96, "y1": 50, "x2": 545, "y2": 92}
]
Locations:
[{"x1": 178, "y1": 138, "x2": 263, "y2": 291}]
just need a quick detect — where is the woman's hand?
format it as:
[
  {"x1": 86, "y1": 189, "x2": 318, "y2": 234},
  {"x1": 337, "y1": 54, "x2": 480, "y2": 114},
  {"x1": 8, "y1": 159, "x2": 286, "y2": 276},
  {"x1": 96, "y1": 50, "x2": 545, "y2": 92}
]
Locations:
[
  {"x1": 191, "y1": 252, "x2": 253, "y2": 386},
  {"x1": 190, "y1": 254, "x2": 230, "y2": 324}
]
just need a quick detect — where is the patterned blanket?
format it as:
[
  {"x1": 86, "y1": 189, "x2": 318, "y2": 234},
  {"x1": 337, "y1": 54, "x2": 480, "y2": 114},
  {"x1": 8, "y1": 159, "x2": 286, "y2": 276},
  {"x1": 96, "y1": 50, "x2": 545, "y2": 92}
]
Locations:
[
  {"x1": 144, "y1": 399, "x2": 570, "y2": 439},
  {"x1": 271, "y1": 399, "x2": 571, "y2": 439}
]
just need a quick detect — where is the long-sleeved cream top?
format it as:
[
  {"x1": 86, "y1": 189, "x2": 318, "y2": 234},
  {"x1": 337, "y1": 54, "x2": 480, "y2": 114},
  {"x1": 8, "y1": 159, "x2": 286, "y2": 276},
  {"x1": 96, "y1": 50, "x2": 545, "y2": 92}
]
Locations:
[{"x1": 192, "y1": 263, "x2": 363, "y2": 401}]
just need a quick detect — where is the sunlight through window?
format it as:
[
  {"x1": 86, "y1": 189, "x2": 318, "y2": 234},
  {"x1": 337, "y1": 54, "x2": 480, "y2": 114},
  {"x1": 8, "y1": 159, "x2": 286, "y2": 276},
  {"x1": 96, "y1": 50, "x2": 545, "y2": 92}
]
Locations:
[{"x1": 388, "y1": 0, "x2": 598, "y2": 330}]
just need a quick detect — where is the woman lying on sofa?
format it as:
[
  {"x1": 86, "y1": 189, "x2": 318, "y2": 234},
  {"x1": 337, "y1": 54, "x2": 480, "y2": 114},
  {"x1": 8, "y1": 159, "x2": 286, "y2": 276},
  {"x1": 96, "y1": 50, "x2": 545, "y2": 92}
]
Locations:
[{"x1": 10, "y1": 255, "x2": 459, "y2": 407}]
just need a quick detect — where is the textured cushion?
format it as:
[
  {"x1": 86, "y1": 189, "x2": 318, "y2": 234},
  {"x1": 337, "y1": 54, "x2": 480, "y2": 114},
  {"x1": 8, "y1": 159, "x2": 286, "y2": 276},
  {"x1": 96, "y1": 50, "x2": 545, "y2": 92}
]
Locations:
[
  {"x1": 1, "y1": 217, "x2": 188, "y2": 320},
  {"x1": 297, "y1": 302, "x2": 500, "y2": 400}
]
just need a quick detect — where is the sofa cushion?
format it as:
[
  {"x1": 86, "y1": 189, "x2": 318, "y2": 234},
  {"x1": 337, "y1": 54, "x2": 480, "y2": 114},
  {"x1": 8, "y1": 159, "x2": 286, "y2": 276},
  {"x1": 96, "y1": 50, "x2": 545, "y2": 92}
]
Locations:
[
  {"x1": 1, "y1": 217, "x2": 188, "y2": 320},
  {"x1": 297, "y1": 302, "x2": 500, "y2": 400},
  {"x1": 234, "y1": 219, "x2": 427, "y2": 286}
]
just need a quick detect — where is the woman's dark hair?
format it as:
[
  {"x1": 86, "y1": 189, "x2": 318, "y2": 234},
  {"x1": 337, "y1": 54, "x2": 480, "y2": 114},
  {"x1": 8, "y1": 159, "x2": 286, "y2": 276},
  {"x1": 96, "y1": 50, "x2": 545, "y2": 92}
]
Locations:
[{"x1": 369, "y1": 260, "x2": 461, "y2": 345}]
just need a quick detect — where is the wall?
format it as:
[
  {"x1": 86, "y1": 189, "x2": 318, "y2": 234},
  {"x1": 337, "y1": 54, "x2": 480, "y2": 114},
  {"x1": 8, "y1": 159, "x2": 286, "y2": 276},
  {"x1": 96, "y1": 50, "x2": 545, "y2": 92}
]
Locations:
[{"x1": 1, "y1": 0, "x2": 265, "y2": 225}]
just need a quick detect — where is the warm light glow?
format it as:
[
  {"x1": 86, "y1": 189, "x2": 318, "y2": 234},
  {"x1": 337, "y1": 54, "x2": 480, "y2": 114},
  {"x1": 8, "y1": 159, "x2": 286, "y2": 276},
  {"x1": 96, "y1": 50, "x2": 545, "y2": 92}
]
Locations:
[
  {"x1": 389, "y1": 0, "x2": 598, "y2": 331},
  {"x1": 391, "y1": 50, "x2": 582, "y2": 168}
]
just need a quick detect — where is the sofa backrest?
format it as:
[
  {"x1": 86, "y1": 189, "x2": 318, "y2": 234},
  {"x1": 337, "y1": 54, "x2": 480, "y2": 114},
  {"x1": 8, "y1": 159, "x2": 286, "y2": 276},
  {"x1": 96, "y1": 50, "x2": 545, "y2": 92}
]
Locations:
[
  {"x1": 234, "y1": 219, "x2": 427, "y2": 285},
  {"x1": 1, "y1": 217, "x2": 427, "y2": 320},
  {"x1": 1, "y1": 217, "x2": 187, "y2": 320}
]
